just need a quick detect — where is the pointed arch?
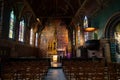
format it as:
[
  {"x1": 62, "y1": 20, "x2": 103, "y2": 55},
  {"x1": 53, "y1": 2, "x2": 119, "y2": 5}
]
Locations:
[
  {"x1": 105, "y1": 12, "x2": 120, "y2": 38},
  {"x1": 105, "y1": 12, "x2": 120, "y2": 62}
]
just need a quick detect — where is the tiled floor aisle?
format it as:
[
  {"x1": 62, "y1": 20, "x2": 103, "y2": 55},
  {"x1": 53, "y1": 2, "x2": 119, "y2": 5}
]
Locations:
[{"x1": 44, "y1": 68, "x2": 67, "y2": 80}]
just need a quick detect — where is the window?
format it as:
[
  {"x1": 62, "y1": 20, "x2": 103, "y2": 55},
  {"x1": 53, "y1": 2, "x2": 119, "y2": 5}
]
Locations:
[
  {"x1": 35, "y1": 33, "x2": 38, "y2": 47},
  {"x1": 83, "y1": 16, "x2": 89, "y2": 41},
  {"x1": 83, "y1": 16, "x2": 88, "y2": 28},
  {"x1": 77, "y1": 27, "x2": 80, "y2": 45},
  {"x1": 9, "y1": 10, "x2": 15, "y2": 38},
  {"x1": 30, "y1": 28, "x2": 33, "y2": 45},
  {"x1": 18, "y1": 19, "x2": 25, "y2": 42},
  {"x1": 73, "y1": 30, "x2": 75, "y2": 45}
]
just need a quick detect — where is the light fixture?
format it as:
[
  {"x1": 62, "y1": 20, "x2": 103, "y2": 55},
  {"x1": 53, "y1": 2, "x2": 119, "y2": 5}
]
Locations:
[
  {"x1": 83, "y1": 16, "x2": 97, "y2": 32},
  {"x1": 84, "y1": 27, "x2": 97, "y2": 32},
  {"x1": 36, "y1": 18, "x2": 40, "y2": 22}
]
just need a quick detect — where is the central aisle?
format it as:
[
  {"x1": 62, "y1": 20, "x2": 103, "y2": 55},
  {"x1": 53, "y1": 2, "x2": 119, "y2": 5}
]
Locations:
[{"x1": 44, "y1": 68, "x2": 67, "y2": 80}]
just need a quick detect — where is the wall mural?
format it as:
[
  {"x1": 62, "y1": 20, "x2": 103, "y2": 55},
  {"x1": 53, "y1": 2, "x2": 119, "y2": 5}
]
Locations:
[
  {"x1": 56, "y1": 25, "x2": 68, "y2": 50},
  {"x1": 40, "y1": 20, "x2": 69, "y2": 57}
]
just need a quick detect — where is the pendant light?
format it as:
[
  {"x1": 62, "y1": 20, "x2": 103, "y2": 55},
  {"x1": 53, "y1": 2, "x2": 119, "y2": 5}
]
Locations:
[{"x1": 83, "y1": 16, "x2": 97, "y2": 32}]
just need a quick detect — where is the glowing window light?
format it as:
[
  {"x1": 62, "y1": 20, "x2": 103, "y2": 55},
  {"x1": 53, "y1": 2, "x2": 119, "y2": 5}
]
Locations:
[
  {"x1": 18, "y1": 19, "x2": 24, "y2": 42},
  {"x1": 35, "y1": 33, "x2": 38, "y2": 47},
  {"x1": 9, "y1": 10, "x2": 15, "y2": 38},
  {"x1": 84, "y1": 16, "x2": 88, "y2": 28},
  {"x1": 30, "y1": 28, "x2": 33, "y2": 45}
]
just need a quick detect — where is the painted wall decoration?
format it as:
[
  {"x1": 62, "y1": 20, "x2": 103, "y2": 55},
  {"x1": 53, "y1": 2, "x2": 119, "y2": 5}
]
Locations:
[
  {"x1": 40, "y1": 20, "x2": 69, "y2": 56},
  {"x1": 56, "y1": 25, "x2": 68, "y2": 50}
]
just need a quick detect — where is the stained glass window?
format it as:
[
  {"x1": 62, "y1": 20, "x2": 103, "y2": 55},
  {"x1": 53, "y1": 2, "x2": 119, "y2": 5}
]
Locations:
[
  {"x1": 30, "y1": 28, "x2": 33, "y2": 45},
  {"x1": 83, "y1": 16, "x2": 88, "y2": 28},
  {"x1": 35, "y1": 33, "x2": 38, "y2": 47},
  {"x1": 18, "y1": 19, "x2": 24, "y2": 42},
  {"x1": 9, "y1": 10, "x2": 15, "y2": 38},
  {"x1": 84, "y1": 16, "x2": 89, "y2": 41}
]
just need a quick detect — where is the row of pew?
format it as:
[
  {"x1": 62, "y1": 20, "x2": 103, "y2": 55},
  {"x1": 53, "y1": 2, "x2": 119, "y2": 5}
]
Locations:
[
  {"x1": 0, "y1": 58, "x2": 50, "y2": 80},
  {"x1": 62, "y1": 60, "x2": 120, "y2": 80}
]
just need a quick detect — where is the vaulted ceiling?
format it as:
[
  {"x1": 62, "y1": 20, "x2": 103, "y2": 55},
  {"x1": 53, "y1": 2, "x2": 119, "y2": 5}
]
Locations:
[
  {"x1": 12, "y1": 0, "x2": 111, "y2": 27},
  {"x1": 26, "y1": 0, "x2": 111, "y2": 26},
  {"x1": 26, "y1": 0, "x2": 84, "y2": 26},
  {"x1": 27, "y1": 0, "x2": 84, "y2": 18}
]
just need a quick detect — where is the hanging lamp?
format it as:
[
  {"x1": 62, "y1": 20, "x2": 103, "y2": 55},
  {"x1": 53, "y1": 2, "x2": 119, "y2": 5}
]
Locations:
[{"x1": 83, "y1": 16, "x2": 97, "y2": 32}]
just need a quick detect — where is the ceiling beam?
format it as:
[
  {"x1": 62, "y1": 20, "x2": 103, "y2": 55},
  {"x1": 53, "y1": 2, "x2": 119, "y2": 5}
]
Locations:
[
  {"x1": 74, "y1": 0, "x2": 88, "y2": 17},
  {"x1": 71, "y1": 0, "x2": 88, "y2": 25},
  {"x1": 24, "y1": 0, "x2": 36, "y2": 19},
  {"x1": 34, "y1": 16, "x2": 73, "y2": 19}
]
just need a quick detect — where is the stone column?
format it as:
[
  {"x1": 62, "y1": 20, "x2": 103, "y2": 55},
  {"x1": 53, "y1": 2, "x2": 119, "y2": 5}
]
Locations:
[
  {"x1": 101, "y1": 39, "x2": 111, "y2": 63},
  {"x1": 105, "y1": 43, "x2": 111, "y2": 63}
]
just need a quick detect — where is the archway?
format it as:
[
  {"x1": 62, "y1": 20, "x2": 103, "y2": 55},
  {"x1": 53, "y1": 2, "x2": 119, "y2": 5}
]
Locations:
[{"x1": 105, "y1": 12, "x2": 120, "y2": 62}]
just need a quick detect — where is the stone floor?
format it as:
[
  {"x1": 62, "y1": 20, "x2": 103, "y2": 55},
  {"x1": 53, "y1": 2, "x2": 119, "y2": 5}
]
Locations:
[
  {"x1": 51, "y1": 62, "x2": 62, "y2": 68},
  {"x1": 44, "y1": 68, "x2": 67, "y2": 80}
]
